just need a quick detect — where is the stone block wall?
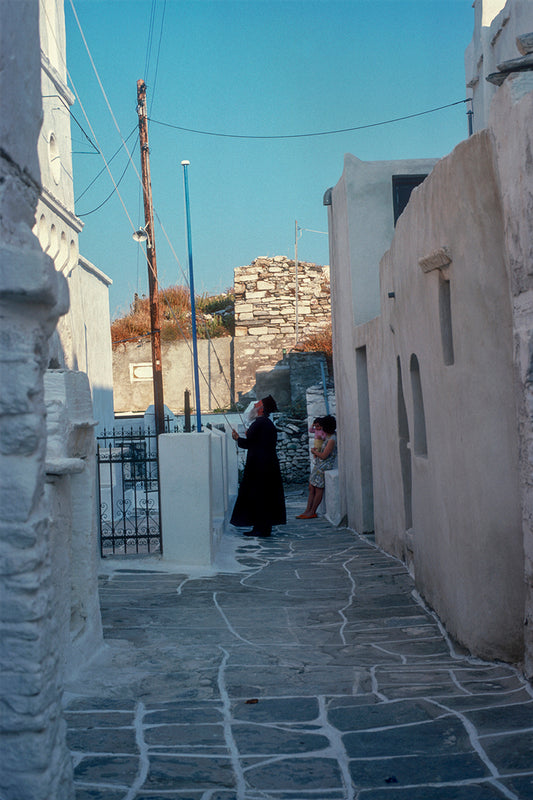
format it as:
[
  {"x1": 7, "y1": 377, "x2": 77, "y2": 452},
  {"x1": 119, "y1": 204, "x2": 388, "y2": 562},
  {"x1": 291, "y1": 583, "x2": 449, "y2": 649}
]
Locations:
[{"x1": 234, "y1": 256, "x2": 331, "y2": 398}]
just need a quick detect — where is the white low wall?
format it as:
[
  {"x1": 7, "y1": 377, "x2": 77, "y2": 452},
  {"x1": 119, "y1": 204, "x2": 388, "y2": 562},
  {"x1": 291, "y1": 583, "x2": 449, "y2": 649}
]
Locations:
[
  {"x1": 323, "y1": 469, "x2": 342, "y2": 527},
  {"x1": 159, "y1": 429, "x2": 237, "y2": 567}
]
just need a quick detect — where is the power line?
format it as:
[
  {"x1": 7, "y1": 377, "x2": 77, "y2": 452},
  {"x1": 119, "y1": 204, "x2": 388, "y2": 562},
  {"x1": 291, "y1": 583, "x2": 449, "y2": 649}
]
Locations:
[
  {"x1": 75, "y1": 125, "x2": 138, "y2": 203},
  {"x1": 149, "y1": 0, "x2": 167, "y2": 118},
  {"x1": 148, "y1": 99, "x2": 469, "y2": 140},
  {"x1": 144, "y1": 0, "x2": 157, "y2": 81},
  {"x1": 77, "y1": 150, "x2": 135, "y2": 217},
  {"x1": 66, "y1": 2, "x2": 240, "y2": 424},
  {"x1": 43, "y1": 94, "x2": 99, "y2": 152}
]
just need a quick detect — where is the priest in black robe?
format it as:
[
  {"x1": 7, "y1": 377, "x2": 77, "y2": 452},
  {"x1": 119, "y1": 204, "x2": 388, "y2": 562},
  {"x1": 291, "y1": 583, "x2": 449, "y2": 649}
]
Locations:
[{"x1": 230, "y1": 395, "x2": 286, "y2": 537}]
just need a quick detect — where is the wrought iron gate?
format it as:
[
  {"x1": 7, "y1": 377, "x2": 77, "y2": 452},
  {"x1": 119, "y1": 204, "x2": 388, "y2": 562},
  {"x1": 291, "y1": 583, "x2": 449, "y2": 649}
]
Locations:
[{"x1": 97, "y1": 426, "x2": 162, "y2": 556}]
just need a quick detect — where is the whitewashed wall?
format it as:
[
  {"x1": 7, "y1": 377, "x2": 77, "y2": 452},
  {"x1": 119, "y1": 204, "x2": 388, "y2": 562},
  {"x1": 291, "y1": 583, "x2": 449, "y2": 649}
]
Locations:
[
  {"x1": 489, "y1": 71, "x2": 533, "y2": 675},
  {"x1": 369, "y1": 131, "x2": 523, "y2": 663},
  {"x1": 35, "y1": 0, "x2": 114, "y2": 432},
  {"x1": 0, "y1": 1, "x2": 74, "y2": 796},
  {"x1": 465, "y1": 0, "x2": 533, "y2": 131},
  {"x1": 326, "y1": 32, "x2": 532, "y2": 668},
  {"x1": 324, "y1": 155, "x2": 438, "y2": 534}
]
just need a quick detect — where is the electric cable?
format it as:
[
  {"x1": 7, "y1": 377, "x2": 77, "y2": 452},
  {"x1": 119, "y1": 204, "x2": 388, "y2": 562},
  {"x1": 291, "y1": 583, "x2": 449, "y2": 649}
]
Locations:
[
  {"x1": 77, "y1": 149, "x2": 136, "y2": 216},
  {"x1": 148, "y1": 0, "x2": 167, "y2": 118},
  {"x1": 147, "y1": 99, "x2": 470, "y2": 140},
  {"x1": 43, "y1": 94, "x2": 100, "y2": 152},
  {"x1": 48, "y1": 0, "x2": 298, "y2": 431},
  {"x1": 143, "y1": 0, "x2": 157, "y2": 82},
  {"x1": 75, "y1": 126, "x2": 138, "y2": 204}
]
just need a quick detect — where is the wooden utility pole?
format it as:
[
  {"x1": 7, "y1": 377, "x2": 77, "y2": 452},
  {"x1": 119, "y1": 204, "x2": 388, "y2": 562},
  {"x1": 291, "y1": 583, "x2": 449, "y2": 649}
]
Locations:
[{"x1": 137, "y1": 79, "x2": 165, "y2": 436}]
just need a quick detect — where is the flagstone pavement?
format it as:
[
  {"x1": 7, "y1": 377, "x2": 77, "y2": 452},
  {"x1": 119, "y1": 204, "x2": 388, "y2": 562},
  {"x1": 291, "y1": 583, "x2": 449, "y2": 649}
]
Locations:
[{"x1": 64, "y1": 487, "x2": 533, "y2": 800}]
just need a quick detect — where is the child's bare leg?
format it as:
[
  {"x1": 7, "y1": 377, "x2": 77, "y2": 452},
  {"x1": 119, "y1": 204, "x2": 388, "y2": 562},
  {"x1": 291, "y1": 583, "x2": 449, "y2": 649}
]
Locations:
[
  {"x1": 297, "y1": 483, "x2": 315, "y2": 517},
  {"x1": 309, "y1": 487, "x2": 324, "y2": 515}
]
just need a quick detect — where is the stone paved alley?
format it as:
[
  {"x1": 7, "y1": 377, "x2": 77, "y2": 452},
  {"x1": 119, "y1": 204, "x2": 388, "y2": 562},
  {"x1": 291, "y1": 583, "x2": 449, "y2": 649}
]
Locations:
[{"x1": 64, "y1": 488, "x2": 533, "y2": 800}]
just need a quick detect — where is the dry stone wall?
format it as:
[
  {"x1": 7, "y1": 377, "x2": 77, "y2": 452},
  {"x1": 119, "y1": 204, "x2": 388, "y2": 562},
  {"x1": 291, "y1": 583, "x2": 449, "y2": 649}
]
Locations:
[
  {"x1": 234, "y1": 256, "x2": 331, "y2": 399},
  {"x1": 274, "y1": 415, "x2": 310, "y2": 484}
]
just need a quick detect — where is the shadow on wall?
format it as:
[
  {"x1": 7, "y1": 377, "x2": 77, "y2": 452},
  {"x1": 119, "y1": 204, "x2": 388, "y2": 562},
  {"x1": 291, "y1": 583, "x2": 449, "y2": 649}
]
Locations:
[{"x1": 244, "y1": 351, "x2": 332, "y2": 413}]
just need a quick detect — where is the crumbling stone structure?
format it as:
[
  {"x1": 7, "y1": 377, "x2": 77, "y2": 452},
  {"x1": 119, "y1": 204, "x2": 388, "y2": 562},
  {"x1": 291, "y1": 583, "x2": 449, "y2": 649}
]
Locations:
[{"x1": 234, "y1": 256, "x2": 331, "y2": 398}]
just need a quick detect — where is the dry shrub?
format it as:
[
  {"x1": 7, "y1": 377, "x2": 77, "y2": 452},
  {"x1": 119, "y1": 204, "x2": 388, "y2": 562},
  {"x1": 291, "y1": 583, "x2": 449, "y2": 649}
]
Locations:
[
  {"x1": 298, "y1": 325, "x2": 332, "y2": 357},
  {"x1": 111, "y1": 285, "x2": 235, "y2": 347}
]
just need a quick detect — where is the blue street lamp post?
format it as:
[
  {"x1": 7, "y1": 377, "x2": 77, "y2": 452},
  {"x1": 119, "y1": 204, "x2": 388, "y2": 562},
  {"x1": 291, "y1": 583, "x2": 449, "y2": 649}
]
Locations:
[{"x1": 181, "y1": 160, "x2": 202, "y2": 433}]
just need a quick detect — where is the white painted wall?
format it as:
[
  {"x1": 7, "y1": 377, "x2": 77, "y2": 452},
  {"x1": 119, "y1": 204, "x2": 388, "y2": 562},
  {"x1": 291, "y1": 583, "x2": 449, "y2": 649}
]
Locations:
[
  {"x1": 69, "y1": 257, "x2": 114, "y2": 431},
  {"x1": 325, "y1": 155, "x2": 437, "y2": 533},
  {"x1": 44, "y1": 370, "x2": 103, "y2": 676},
  {"x1": 326, "y1": 70, "x2": 532, "y2": 666},
  {"x1": 35, "y1": 0, "x2": 114, "y2": 433},
  {"x1": 465, "y1": 0, "x2": 533, "y2": 131},
  {"x1": 371, "y1": 131, "x2": 523, "y2": 662},
  {"x1": 488, "y1": 71, "x2": 533, "y2": 675},
  {"x1": 159, "y1": 433, "x2": 213, "y2": 566},
  {"x1": 159, "y1": 429, "x2": 237, "y2": 567},
  {"x1": 0, "y1": 1, "x2": 74, "y2": 796}
]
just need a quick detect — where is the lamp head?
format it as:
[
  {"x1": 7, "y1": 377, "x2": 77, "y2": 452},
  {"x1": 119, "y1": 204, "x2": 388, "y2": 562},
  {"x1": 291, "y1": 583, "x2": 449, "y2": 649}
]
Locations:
[{"x1": 132, "y1": 227, "x2": 149, "y2": 244}]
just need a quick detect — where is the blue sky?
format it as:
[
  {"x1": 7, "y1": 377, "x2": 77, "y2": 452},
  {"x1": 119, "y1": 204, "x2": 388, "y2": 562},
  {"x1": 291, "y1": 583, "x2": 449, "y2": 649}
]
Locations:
[{"x1": 65, "y1": 0, "x2": 474, "y2": 319}]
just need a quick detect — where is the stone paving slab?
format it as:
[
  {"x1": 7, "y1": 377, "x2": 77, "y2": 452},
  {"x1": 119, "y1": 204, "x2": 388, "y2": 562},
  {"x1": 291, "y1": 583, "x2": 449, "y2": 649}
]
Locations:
[{"x1": 64, "y1": 488, "x2": 533, "y2": 799}]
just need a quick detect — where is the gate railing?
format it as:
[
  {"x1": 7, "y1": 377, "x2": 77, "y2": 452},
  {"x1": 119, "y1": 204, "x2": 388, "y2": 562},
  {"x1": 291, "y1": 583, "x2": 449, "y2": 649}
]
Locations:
[{"x1": 97, "y1": 425, "x2": 164, "y2": 557}]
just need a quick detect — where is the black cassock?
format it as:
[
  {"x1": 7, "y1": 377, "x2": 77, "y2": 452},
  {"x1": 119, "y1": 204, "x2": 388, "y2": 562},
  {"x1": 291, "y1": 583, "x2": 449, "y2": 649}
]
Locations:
[{"x1": 230, "y1": 415, "x2": 286, "y2": 529}]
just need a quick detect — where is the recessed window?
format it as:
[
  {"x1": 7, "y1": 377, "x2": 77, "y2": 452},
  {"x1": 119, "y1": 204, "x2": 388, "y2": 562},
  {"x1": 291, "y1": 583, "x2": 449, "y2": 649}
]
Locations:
[
  {"x1": 49, "y1": 132, "x2": 61, "y2": 184},
  {"x1": 392, "y1": 175, "x2": 428, "y2": 226},
  {"x1": 397, "y1": 357, "x2": 412, "y2": 530},
  {"x1": 439, "y1": 274, "x2": 454, "y2": 365},
  {"x1": 410, "y1": 354, "x2": 428, "y2": 457},
  {"x1": 356, "y1": 346, "x2": 374, "y2": 532}
]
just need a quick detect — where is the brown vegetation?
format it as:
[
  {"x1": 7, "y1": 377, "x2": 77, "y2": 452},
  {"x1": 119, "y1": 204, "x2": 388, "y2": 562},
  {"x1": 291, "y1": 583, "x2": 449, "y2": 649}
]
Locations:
[
  {"x1": 111, "y1": 286, "x2": 235, "y2": 347},
  {"x1": 297, "y1": 324, "x2": 333, "y2": 374},
  {"x1": 298, "y1": 325, "x2": 332, "y2": 358}
]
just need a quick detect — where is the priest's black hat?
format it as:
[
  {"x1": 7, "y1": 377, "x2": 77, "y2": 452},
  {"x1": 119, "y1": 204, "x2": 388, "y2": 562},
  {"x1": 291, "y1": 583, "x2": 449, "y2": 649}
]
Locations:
[{"x1": 261, "y1": 395, "x2": 278, "y2": 415}]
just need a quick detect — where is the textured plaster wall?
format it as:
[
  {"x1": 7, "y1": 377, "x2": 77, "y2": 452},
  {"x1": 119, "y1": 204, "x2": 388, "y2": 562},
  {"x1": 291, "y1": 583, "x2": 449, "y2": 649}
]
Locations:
[
  {"x1": 113, "y1": 336, "x2": 233, "y2": 415},
  {"x1": 325, "y1": 156, "x2": 438, "y2": 533},
  {"x1": 465, "y1": 0, "x2": 533, "y2": 131},
  {"x1": 370, "y1": 131, "x2": 524, "y2": 663},
  {"x1": 327, "y1": 19, "x2": 532, "y2": 665},
  {"x1": 44, "y1": 370, "x2": 103, "y2": 676},
  {"x1": 339, "y1": 155, "x2": 438, "y2": 327},
  {"x1": 488, "y1": 72, "x2": 533, "y2": 675},
  {"x1": 0, "y1": 1, "x2": 74, "y2": 796},
  {"x1": 68, "y1": 257, "x2": 114, "y2": 430},
  {"x1": 35, "y1": 0, "x2": 114, "y2": 432}
]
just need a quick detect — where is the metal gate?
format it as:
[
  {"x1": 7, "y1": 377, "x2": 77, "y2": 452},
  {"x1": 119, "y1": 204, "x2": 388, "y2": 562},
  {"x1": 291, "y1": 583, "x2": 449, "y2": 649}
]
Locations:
[{"x1": 97, "y1": 426, "x2": 162, "y2": 556}]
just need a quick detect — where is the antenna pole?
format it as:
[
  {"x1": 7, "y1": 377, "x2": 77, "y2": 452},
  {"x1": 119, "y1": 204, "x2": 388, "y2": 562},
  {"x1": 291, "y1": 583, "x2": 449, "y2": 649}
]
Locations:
[
  {"x1": 294, "y1": 220, "x2": 299, "y2": 346},
  {"x1": 137, "y1": 79, "x2": 165, "y2": 436}
]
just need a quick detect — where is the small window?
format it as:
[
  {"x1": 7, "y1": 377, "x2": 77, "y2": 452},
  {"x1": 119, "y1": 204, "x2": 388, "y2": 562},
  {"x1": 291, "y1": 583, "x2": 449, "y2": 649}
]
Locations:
[
  {"x1": 439, "y1": 274, "x2": 454, "y2": 365},
  {"x1": 410, "y1": 354, "x2": 428, "y2": 457},
  {"x1": 392, "y1": 175, "x2": 428, "y2": 226}
]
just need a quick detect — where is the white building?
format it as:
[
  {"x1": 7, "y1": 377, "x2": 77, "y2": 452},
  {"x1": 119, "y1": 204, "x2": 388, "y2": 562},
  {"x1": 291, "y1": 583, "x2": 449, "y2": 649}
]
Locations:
[
  {"x1": 36, "y1": 0, "x2": 114, "y2": 431},
  {"x1": 326, "y1": 0, "x2": 533, "y2": 674},
  {"x1": 465, "y1": 0, "x2": 533, "y2": 131},
  {"x1": 0, "y1": 2, "x2": 114, "y2": 797}
]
